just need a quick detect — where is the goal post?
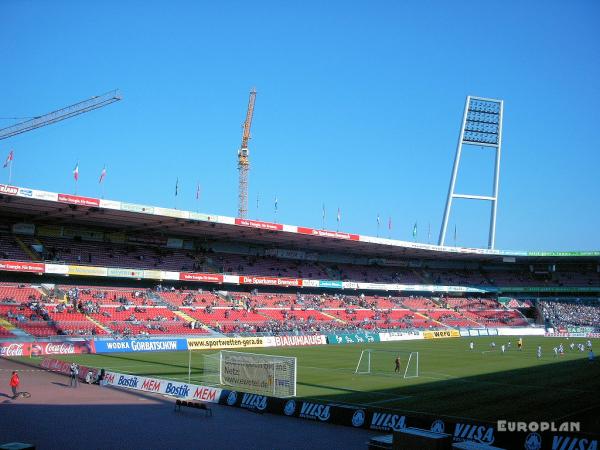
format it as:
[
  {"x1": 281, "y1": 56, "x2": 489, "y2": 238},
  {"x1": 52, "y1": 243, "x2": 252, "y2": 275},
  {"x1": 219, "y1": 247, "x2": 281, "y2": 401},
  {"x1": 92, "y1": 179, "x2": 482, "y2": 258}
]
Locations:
[
  {"x1": 355, "y1": 349, "x2": 419, "y2": 378},
  {"x1": 219, "y1": 350, "x2": 297, "y2": 398}
]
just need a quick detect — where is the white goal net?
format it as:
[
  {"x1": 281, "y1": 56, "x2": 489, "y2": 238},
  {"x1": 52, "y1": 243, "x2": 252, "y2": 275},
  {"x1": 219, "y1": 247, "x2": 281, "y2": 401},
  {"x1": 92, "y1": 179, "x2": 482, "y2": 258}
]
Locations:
[
  {"x1": 219, "y1": 350, "x2": 297, "y2": 398},
  {"x1": 355, "y1": 349, "x2": 419, "y2": 378}
]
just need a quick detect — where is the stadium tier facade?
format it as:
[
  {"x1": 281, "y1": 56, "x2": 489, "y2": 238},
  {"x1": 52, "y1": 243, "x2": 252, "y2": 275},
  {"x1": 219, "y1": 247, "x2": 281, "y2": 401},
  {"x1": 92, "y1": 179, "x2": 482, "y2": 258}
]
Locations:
[{"x1": 0, "y1": 183, "x2": 599, "y2": 340}]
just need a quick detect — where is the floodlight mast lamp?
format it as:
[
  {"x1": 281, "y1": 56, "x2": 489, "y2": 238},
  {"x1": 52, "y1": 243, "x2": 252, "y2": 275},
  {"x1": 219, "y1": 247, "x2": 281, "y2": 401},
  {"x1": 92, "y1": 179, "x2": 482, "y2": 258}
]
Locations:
[{"x1": 439, "y1": 96, "x2": 504, "y2": 249}]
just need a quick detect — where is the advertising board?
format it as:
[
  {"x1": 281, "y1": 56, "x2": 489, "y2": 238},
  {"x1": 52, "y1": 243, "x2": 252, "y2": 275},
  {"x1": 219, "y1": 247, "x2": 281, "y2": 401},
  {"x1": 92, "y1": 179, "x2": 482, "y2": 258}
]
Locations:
[
  {"x1": 327, "y1": 332, "x2": 380, "y2": 345},
  {"x1": 423, "y1": 330, "x2": 460, "y2": 339},
  {"x1": 94, "y1": 338, "x2": 188, "y2": 353},
  {"x1": 187, "y1": 336, "x2": 266, "y2": 350},
  {"x1": 104, "y1": 371, "x2": 222, "y2": 403}
]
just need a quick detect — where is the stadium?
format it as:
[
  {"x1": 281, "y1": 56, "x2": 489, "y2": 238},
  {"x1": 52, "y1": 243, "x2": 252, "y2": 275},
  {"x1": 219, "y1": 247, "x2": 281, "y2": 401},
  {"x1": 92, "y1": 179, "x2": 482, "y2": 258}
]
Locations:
[
  {"x1": 1, "y1": 169, "x2": 599, "y2": 449},
  {"x1": 1, "y1": 3, "x2": 600, "y2": 450}
]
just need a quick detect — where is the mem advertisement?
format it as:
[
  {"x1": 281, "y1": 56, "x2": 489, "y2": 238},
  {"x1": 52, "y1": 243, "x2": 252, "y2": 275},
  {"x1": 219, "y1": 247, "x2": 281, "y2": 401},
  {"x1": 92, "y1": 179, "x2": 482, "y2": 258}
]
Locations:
[{"x1": 104, "y1": 371, "x2": 222, "y2": 403}]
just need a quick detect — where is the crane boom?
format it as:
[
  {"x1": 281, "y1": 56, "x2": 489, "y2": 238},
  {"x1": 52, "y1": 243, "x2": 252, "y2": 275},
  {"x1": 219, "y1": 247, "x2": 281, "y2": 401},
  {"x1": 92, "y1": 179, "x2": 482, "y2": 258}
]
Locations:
[
  {"x1": 240, "y1": 88, "x2": 256, "y2": 149},
  {"x1": 237, "y1": 88, "x2": 257, "y2": 219},
  {"x1": 0, "y1": 89, "x2": 122, "y2": 140}
]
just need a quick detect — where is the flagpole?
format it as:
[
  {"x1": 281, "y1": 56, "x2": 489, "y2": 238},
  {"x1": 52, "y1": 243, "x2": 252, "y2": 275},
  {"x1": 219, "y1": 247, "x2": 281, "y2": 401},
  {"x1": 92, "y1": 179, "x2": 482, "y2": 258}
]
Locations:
[
  {"x1": 256, "y1": 193, "x2": 259, "y2": 219},
  {"x1": 322, "y1": 204, "x2": 325, "y2": 230},
  {"x1": 377, "y1": 215, "x2": 380, "y2": 238},
  {"x1": 428, "y1": 222, "x2": 431, "y2": 244},
  {"x1": 8, "y1": 160, "x2": 12, "y2": 185}
]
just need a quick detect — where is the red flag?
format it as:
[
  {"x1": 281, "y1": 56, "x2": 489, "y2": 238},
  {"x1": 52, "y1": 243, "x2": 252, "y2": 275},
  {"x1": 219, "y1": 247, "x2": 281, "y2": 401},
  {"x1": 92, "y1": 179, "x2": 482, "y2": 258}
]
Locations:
[
  {"x1": 3, "y1": 150, "x2": 13, "y2": 168},
  {"x1": 99, "y1": 166, "x2": 107, "y2": 184},
  {"x1": 73, "y1": 163, "x2": 79, "y2": 181}
]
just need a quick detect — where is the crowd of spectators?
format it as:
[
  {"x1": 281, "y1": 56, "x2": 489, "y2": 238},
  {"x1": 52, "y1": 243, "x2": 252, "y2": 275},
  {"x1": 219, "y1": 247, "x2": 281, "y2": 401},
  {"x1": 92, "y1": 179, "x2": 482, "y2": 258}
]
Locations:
[{"x1": 540, "y1": 299, "x2": 600, "y2": 329}]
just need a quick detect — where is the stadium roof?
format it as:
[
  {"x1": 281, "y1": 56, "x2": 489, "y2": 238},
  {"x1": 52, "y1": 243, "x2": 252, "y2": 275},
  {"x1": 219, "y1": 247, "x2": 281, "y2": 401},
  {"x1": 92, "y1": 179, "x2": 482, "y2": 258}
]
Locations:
[{"x1": 1, "y1": 183, "x2": 599, "y2": 263}]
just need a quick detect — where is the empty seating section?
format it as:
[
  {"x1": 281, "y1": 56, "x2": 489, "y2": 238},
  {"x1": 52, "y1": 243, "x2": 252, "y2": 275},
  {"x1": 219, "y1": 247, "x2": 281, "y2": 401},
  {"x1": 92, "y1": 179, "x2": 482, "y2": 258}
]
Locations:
[
  {"x1": 90, "y1": 306, "x2": 208, "y2": 336},
  {"x1": 426, "y1": 310, "x2": 481, "y2": 327},
  {"x1": 0, "y1": 284, "x2": 42, "y2": 302},
  {"x1": 2, "y1": 231, "x2": 598, "y2": 288},
  {"x1": 401, "y1": 297, "x2": 442, "y2": 310},
  {"x1": 461, "y1": 310, "x2": 528, "y2": 327},
  {"x1": 0, "y1": 235, "x2": 31, "y2": 261},
  {"x1": 158, "y1": 290, "x2": 228, "y2": 306}
]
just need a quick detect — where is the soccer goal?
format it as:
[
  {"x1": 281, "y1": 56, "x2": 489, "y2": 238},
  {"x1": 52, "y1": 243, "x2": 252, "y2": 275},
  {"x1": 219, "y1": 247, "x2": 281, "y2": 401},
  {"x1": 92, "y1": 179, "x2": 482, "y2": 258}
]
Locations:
[
  {"x1": 354, "y1": 349, "x2": 419, "y2": 378},
  {"x1": 219, "y1": 350, "x2": 297, "y2": 398}
]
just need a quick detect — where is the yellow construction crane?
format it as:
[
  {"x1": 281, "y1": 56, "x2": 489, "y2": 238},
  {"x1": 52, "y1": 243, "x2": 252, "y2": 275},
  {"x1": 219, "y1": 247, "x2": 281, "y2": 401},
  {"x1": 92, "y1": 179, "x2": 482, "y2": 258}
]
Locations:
[{"x1": 237, "y1": 88, "x2": 257, "y2": 218}]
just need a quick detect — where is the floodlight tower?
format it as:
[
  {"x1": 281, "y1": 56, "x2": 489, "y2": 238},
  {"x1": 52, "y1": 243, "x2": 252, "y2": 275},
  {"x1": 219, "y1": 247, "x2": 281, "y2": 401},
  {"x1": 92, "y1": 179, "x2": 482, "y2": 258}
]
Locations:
[
  {"x1": 237, "y1": 88, "x2": 257, "y2": 219},
  {"x1": 439, "y1": 96, "x2": 504, "y2": 249}
]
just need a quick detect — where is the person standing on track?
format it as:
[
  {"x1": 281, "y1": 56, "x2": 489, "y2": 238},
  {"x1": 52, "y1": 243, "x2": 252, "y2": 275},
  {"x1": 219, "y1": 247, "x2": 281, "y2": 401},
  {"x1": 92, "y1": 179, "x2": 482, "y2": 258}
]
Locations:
[
  {"x1": 69, "y1": 363, "x2": 79, "y2": 388},
  {"x1": 9, "y1": 371, "x2": 20, "y2": 399}
]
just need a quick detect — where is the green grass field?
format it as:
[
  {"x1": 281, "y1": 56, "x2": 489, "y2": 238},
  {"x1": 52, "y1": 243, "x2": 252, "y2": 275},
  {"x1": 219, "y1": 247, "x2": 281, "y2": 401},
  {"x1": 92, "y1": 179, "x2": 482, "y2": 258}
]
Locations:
[{"x1": 43, "y1": 336, "x2": 600, "y2": 429}]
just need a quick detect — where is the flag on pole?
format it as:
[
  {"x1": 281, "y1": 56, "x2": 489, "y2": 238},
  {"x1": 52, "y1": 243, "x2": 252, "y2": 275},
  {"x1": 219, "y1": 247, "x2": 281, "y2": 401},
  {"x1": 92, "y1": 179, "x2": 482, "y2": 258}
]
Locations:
[
  {"x1": 99, "y1": 166, "x2": 107, "y2": 184},
  {"x1": 388, "y1": 216, "x2": 392, "y2": 230},
  {"x1": 175, "y1": 178, "x2": 179, "y2": 196},
  {"x1": 256, "y1": 193, "x2": 259, "y2": 209},
  {"x1": 3, "y1": 150, "x2": 13, "y2": 168},
  {"x1": 454, "y1": 224, "x2": 457, "y2": 243},
  {"x1": 274, "y1": 196, "x2": 278, "y2": 211},
  {"x1": 196, "y1": 183, "x2": 201, "y2": 200},
  {"x1": 322, "y1": 203, "x2": 326, "y2": 221},
  {"x1": 377, "y1": 214, "x2": 381, "y2": 226},
  {"x1": 412, "y1": 222, "x2": 418, "y2": 238},
  {"x1": 336, "y1": 207, "x2": 341, "y2": 223},
  {"x1": 73, "y1": 163, "x2": 79, "y2": 181}
]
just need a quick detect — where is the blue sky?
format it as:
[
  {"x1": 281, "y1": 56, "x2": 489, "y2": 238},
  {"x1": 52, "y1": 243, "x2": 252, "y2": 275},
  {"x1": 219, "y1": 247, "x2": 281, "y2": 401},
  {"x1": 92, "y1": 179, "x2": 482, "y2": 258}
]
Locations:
[{"x1": 1, "y1": 1, "x2": 598, "y2": 251}]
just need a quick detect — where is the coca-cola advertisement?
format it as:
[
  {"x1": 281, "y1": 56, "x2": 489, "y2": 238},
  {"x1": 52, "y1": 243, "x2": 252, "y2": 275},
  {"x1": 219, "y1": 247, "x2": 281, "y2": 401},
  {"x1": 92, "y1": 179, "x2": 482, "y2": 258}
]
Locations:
[
  {"x1": 30, "y1": 341, "x2": 95, "y2": 356},
  {"x1": 40, "y1": 358, "x2": 99, "y2": 383},
  {"x1": 0, "y1": 342, "x2": 32, "y2": 357}
]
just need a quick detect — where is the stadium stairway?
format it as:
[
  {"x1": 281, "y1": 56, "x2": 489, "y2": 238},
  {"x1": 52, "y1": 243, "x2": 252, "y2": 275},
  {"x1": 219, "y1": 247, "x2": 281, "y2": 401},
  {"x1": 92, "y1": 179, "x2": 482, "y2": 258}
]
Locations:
[
  {"x1": 319, "y1": 310, "x2": 348, "y2": 325},
  {"x1": 14, "y1": 236, "x2": 41, "y2": 261},
  {"x1": 411, "y1": 310, "x2": 450, "y2": 329},
  {"x1": 84, "y1": 314, "x2": 112, "y2": 334},
  {"x1": 171, "y1": 310, "x2": 213, "y2": 333},
  {"x1": 0, "y1": 318, "x2": 33, "y2": 338},
  {"x1": 0, "y1": 318, "x2": 16, "y2": 331}
]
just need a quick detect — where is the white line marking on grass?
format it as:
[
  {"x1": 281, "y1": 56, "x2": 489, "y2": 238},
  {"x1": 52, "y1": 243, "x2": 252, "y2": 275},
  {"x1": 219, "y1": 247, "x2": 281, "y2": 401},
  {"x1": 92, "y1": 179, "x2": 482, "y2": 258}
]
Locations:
[
  {"x1": 553, "y1": 403, "x2": 600, "y2": 422},
  {"x1": 365, "y1": 396, "x2": 412, "y2": 405},
  {"x1": 307, "y1": 396, "x2": 494, "y2": 424},
  {"x1": 420, "y1": 373, "x2": 593, "y2": 393}
]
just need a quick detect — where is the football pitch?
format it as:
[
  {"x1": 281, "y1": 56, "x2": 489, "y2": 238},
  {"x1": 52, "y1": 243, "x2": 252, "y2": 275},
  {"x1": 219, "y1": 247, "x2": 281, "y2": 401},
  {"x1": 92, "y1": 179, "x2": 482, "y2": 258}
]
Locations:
[{"x1": 45, "y1": 336, "x2": 600, "y2": 429}]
